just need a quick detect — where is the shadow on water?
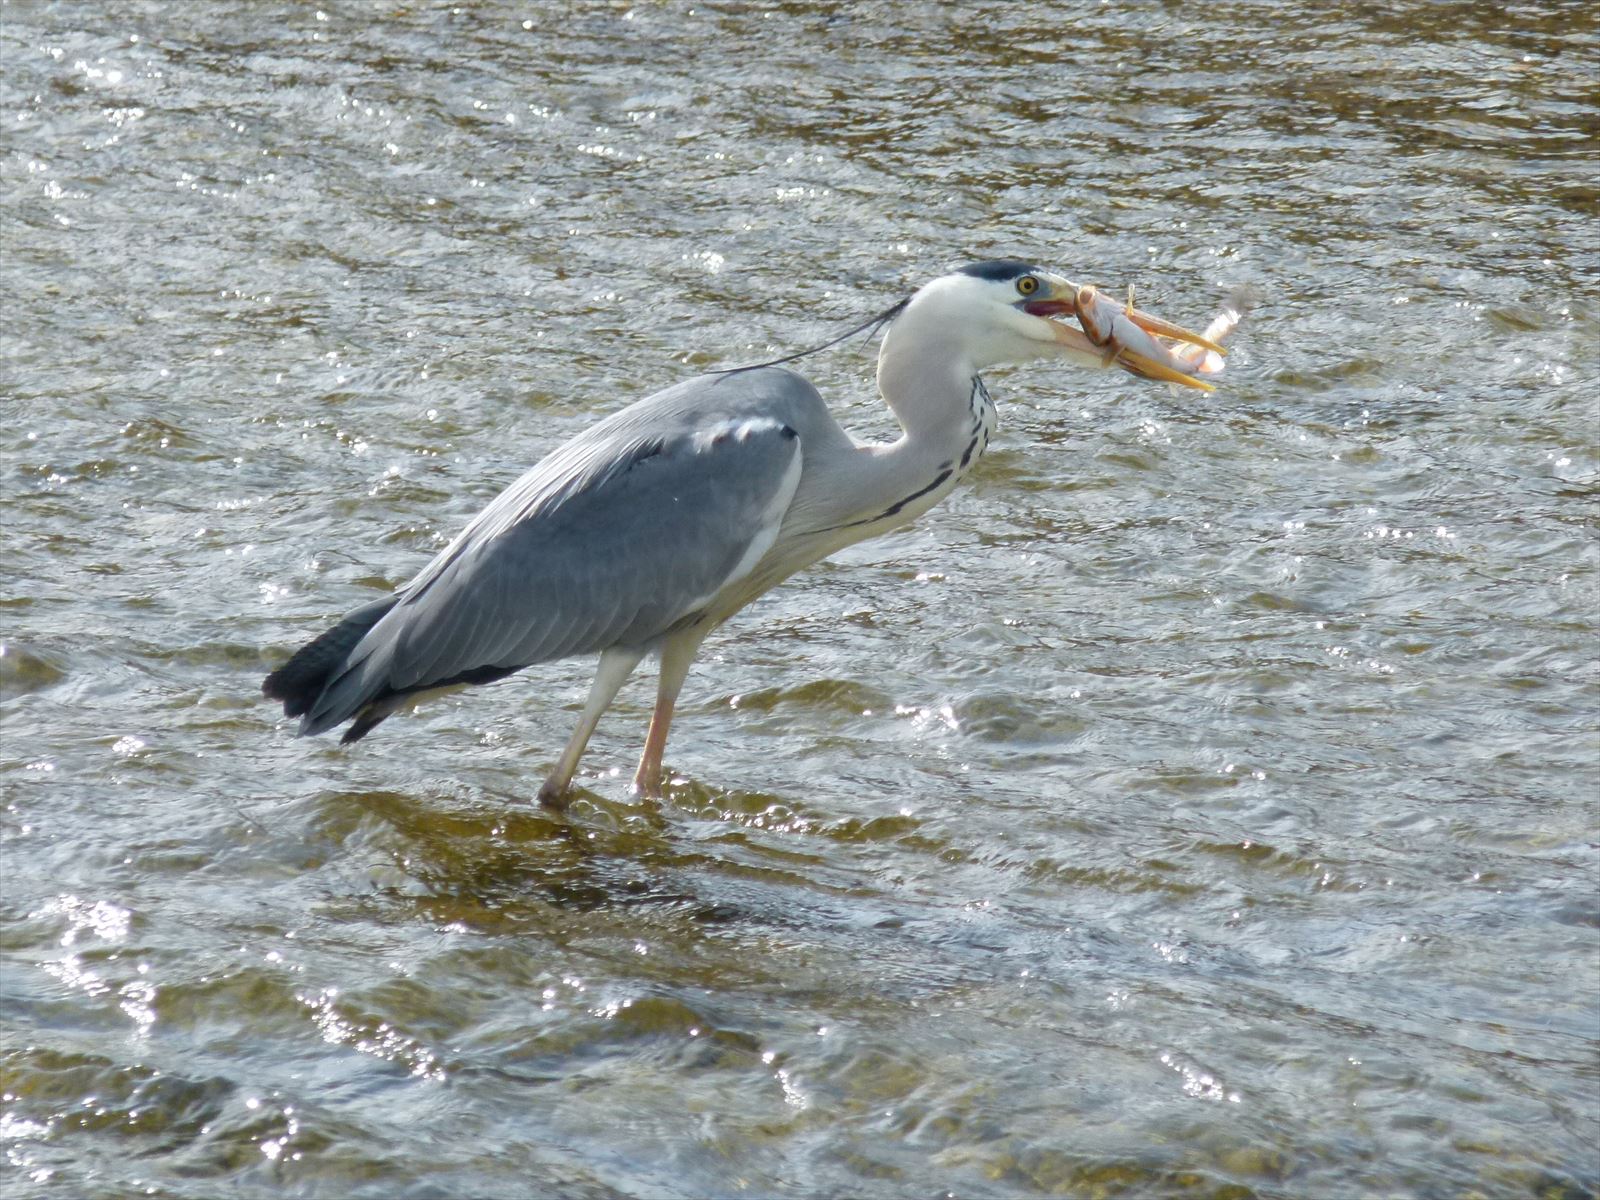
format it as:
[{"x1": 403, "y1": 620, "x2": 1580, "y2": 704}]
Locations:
[{"x1": 291, "y1": 781, "x2": 887, "y2": 935}]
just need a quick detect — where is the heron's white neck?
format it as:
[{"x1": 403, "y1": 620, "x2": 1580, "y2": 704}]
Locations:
[
  {"x1": 795, "y1": 275, "x2": 1068, "y2": 544},
  {"x1": 795, "y1": 321, "x2": 997, "y2": 541},
  {"x1": 876, "y1": 342, "x2": 979, "y2": 444},
  {"x1": 871, "y1": 274, "x2": 1059, "y2": 445}
]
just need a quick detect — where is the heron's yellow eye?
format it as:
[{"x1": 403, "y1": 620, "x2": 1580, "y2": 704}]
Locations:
[{"x1": 1016, "y1": 275, "x2": 1040, "y2": 296}]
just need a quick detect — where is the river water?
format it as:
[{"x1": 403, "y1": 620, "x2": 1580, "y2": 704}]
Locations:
[{"x1": 3, "y1": 2, "x2": 1597, "y2": 1197}]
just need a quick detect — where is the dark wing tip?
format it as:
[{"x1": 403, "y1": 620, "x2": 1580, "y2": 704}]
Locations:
[
  {"x1": 262, "y1": 662, "x2": 299, "y2": 707},
  {"x1": 261, "y1": 595, "x2": 402, "y2": 723},
  {"x1": 340, "y1": 706, "x2": 387, "y2": 743}
]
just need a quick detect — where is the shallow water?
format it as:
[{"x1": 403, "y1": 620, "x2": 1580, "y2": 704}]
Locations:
[{"x1": 3, "y1": 2, "x2": 1597, "y2": 1197}]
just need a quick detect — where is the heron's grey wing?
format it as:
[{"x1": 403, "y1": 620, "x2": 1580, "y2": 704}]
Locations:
[{"x1": 298, "y1": 413, "x2": 803, "y2": 734}]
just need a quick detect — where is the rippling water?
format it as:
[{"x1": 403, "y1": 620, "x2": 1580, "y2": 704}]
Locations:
[{"x1": 3, "y1": 2, "x2": 1597, "y2": 1197}]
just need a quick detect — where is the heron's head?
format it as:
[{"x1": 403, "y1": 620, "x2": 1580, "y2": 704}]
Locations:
[{"x1": 884, "y1": 260, "x2": 1110, "y2": 374}]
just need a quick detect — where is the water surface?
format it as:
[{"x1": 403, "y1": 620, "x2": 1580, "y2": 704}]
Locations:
[{"x1": 3, "y1": 2, "x2": 1597, "y2": 1197}]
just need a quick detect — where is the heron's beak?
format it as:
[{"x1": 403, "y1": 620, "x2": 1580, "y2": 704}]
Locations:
[
  {"x1": 1018, "y1": 293, "x2": 1076, "y2": 321},
  {"x1": 1020, "y1": 284, "x2": 1103, "y2": 362}
]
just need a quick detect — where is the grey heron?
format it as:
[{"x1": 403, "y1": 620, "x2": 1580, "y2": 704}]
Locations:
[{"x1": 263, "y1": 260, "x2": 1226, "y2": 806}]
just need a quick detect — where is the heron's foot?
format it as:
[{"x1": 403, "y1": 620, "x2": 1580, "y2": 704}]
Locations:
[
  {"x1": 630, "y1": 765, "x2": 665, "y2": 800},
  {"x1": 537, "y1": 778, "x2": 572, "y2": 810}
]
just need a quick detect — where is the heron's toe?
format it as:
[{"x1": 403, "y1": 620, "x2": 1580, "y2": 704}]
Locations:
[
  {"x1": 536, "y1": 779, "x2": 572, "y2": 810},
  {"x1": 631, "y1": 768, "x2": 665, "y2": 800}
]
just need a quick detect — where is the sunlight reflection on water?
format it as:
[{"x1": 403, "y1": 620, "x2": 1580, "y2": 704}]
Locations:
[{"x1": 2, "y1": 1, "x2": 1597, "y2": 1198}]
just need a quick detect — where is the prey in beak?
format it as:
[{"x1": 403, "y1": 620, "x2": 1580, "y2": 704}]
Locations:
[{"x1": 1023, "y1": 278, "x2": 1230, "y2": 393}]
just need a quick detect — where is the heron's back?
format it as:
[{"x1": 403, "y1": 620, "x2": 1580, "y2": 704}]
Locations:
[{"x1": 265, "y1": 367, "x2": 847, "y2": 739}]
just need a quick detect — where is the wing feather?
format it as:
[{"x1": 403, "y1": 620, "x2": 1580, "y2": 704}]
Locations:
[{"x1": 299, "y1": 405, "x2": 804, "y2": 734}]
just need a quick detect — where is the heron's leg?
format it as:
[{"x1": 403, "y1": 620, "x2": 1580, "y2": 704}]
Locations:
[
  {"x1": 632, "y1": 629, "x2": 705, "y2": 798},
  {"x1": 538, "y1": 646, "x2": 645, "y2": 808}
]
